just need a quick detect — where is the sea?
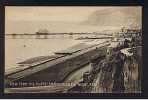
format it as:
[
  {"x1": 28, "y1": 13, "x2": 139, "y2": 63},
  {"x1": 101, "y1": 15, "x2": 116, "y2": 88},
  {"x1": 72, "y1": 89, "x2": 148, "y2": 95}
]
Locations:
[
  {"x1": 5, "y1": 36, "x2": 111, "y2": 93},
  {"x1": 5, "y1": 38, "x2": 86, "y2": 70}
]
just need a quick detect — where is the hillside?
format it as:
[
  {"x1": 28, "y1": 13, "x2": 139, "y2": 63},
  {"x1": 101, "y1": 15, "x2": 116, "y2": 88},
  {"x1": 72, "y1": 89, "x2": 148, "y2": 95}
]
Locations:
[{"x1": 81, "y1": 7, "x2": 141, "y2": 28}]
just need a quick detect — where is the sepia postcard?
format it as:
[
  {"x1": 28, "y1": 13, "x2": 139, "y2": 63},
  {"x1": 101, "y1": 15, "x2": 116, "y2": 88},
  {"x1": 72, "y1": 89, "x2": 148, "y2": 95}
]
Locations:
[{"x1": 4, "y1": 6, "x2": 142, "y2": 93}]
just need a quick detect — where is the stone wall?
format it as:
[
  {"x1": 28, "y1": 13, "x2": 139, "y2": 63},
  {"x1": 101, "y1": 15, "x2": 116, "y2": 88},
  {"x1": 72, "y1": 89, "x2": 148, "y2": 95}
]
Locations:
[{"x1": 6, "y1": 47, "x2": 106, "y2": 88}]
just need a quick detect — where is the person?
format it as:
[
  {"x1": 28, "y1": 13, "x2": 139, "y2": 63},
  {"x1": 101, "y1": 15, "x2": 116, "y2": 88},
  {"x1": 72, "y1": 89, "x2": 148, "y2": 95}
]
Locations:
[
  {"x1": 124, "y1": 39, "x2": 129, "y2": 48},
  {"x1": 112, "y1": 51, "x2": 125, "y2": 93}
]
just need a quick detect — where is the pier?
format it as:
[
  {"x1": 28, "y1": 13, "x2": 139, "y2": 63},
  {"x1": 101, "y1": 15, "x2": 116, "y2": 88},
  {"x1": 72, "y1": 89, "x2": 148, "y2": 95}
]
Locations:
[{"x1": 5, "y1": 32, "x2": 113, "y2": 39}]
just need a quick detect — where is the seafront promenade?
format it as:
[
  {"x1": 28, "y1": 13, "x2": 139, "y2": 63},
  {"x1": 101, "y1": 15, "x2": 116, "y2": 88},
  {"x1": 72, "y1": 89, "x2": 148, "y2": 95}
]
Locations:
[{"x1": 5, "y1": 28, "x2": 142, "y2": 93}]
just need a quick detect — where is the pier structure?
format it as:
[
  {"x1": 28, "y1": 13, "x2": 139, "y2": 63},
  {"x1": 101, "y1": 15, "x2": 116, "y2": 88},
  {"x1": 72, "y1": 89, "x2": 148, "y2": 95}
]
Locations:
[
  {"x1": 5, "y1": 32, "x2": 113, "y2": 39},
  {"x1": 5, "y1": 33, "x2": 94, "y2": 39}
]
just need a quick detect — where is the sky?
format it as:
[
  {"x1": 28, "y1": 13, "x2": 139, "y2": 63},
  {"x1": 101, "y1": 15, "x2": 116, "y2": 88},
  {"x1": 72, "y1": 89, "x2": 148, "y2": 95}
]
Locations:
[
  {"x1": 5, "y1": 6, "x2": 141, "y2": 34},
  {"x1": 5, "y1": 6, "x2": 108, "y2": 22}
]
